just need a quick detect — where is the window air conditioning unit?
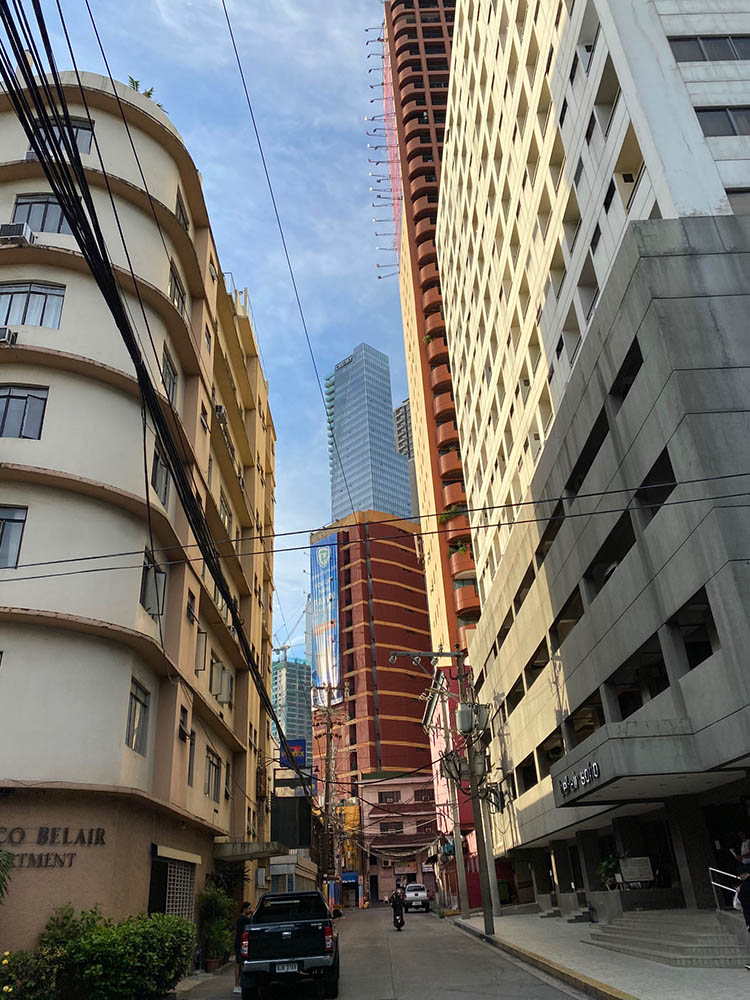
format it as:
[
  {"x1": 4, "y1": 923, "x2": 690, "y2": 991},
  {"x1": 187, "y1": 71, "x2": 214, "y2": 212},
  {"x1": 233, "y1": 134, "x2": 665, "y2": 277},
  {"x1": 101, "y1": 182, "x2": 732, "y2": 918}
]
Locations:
[
  {"x1": 381, "y1": 859, "x2": 391, "y2": 868},
  {"x1": 215, "y1": 404, "x2": 228, "y2": 426},
  {"x1": 0, "y1": 222, "x2": 35, "y2": 247},
  {"x1": 0, "y1": 328, "x2": 18, "y2": 346}
]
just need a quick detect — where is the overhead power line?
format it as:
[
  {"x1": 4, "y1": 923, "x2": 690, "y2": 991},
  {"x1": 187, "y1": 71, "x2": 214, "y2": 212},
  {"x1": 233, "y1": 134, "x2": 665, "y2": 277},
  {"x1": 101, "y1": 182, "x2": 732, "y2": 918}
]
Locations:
[
  {"x1": 6, "y1": 482, "x2": 750, "y2": 583},
  {"x1": 217, "y1": 0, "x2": 356, "y2": 519}
]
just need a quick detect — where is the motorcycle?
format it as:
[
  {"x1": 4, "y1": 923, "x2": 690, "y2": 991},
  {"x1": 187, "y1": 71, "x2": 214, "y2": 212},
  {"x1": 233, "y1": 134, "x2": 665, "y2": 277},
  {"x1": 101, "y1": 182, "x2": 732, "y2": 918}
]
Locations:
[{"x1": 394, "y1": 912, "x2": 404, "y2": 931}]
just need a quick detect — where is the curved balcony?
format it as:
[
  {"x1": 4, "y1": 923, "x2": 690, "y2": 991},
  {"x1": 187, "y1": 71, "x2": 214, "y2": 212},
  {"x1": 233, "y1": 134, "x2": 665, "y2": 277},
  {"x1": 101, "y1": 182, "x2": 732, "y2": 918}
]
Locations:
[
  {"x1": 458, "y1": 622, "x2": 478, "y2": 652},
  {"x1": 414, "y1": 195, "x2": 438, "y2": 220},
  {"x1": 425, "y1": 312, "x2": 446, "y2": 338},
  {"x1": 398, "y1": 63, "x2": 423, "y2": 89},
  {"x1": 438, "y1": 447, "x2": 462, "y2": 477},
  {"x1": 404, "y1": 118, "x2": 429, "y2": 144},
  {"x1": 433, "y1": 391, "x2": 455, "y2": 422},
  {"x1": 426, "y1": 336, "x2": 449, "y2": 364},
  {"x1": 449, "y1": 548, "x2": 475, "y2": 577},
  {"x1": 454, "y1": 583, "x2": 481, "y2": 615},
  {"x1": 416, "y1": 238, "x2": 437, "y2": 267},
  {"x1": 415, "y1": 216, "x2": 437, "y2": 243},
  {"x1": 391, "y1": 0, "x2": 412, "y2": 13},
  {"x1": 430, "y1": 364, "x2": 452, "y2": 392},
  {"x1": 436, "y1": 420, "x2": 459, "y2": 447},
  {"x1": 406, "y1": 135, "x2": 433, "y2": 160},
  {"x1": 419, "y1": 261, "x2": 439, "y2": 287},
  {"x1": 408, "y1": 155, "x2": 436, "y2": 181},
  {"x1": 400, "y1": 81, "x2": 426, "y2": 106},
  {"x1": 442, "y1": 480, "x2": 466, "y2": 507},
  {"x1": 445, "y1": 514, "x2": 471, "y2": 544},
  {"x1": 409, "y1": 174, "x2": 437, "y2": 201},
  {"x1": 423, "y1": 286, "x2": 441, "y2": 311},
  {"x1": 395, "y1": 35, "x2": 418, "y2": 57}
]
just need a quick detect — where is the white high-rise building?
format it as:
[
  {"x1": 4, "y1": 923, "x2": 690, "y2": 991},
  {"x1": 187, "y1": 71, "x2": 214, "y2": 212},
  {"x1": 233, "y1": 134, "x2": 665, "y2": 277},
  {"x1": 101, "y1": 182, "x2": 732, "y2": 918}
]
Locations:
[{"x1": 436, "y1": 0, "x2": 750, "y2": 919}]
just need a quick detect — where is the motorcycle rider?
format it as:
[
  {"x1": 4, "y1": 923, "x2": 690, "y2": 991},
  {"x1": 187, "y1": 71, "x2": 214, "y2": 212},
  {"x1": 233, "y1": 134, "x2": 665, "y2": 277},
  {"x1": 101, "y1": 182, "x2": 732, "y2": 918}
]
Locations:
[{"x1": 389, "y1": 885, "x2": 405, "y2": 930}]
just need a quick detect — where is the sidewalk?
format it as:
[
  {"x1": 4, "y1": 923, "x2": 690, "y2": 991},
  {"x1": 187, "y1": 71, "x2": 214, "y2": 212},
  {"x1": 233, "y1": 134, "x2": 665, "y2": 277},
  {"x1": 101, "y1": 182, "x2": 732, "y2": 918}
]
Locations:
[{"x1": 451, "y1": 913, "x2": 749, "y2": 1000}]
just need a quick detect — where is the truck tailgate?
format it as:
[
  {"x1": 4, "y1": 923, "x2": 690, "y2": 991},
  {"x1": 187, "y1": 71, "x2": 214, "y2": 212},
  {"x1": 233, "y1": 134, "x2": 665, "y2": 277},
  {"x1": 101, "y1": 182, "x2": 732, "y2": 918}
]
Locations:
[{"x1": 248, "y1": 919, "x2": 326, "y2": 960}]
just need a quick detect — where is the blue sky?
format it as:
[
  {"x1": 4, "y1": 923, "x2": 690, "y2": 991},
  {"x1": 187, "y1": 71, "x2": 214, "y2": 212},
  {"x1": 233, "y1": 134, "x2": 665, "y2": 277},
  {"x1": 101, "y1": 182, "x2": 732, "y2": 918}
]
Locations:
[{"x1": 48, "y1": 0, "x2": 406, "y2": 653}]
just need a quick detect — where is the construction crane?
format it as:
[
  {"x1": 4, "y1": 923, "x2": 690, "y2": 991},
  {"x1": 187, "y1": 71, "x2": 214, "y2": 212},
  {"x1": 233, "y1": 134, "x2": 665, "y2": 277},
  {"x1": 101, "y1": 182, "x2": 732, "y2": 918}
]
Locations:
[{"x1": 272, "y1": 600, "x2": 308, "y2": 662}]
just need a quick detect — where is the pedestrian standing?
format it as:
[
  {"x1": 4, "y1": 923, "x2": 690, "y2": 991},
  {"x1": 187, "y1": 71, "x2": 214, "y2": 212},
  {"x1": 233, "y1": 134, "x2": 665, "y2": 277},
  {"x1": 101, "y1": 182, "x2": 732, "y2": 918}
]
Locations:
[
  {"x1": 233, "y1": 901, "x2": 253, "y2": 994},
  {"x1": 730, "y1": 831, "x2": 750, "y2": 873}
]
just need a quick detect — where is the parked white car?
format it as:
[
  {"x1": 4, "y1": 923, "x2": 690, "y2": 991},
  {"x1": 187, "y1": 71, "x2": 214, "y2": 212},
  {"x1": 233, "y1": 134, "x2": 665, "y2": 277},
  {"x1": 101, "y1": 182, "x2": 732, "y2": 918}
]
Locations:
[{"x1": 403, "y1": 884, "x2": 429, "y2": 912}]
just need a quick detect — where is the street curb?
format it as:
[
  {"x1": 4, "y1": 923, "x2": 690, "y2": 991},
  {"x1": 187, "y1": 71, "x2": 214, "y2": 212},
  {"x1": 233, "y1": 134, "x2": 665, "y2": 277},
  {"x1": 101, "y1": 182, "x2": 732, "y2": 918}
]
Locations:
[{"x1": 451, "y1": 918, "x2": 639, "y2": 1000}]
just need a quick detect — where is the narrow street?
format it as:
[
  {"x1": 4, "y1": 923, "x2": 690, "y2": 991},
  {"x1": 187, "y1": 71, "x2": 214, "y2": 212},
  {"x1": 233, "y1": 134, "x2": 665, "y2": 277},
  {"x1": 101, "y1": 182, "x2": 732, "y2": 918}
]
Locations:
[{"x1": 185, "y1": 908, "x2": 585, "y2": 1000}]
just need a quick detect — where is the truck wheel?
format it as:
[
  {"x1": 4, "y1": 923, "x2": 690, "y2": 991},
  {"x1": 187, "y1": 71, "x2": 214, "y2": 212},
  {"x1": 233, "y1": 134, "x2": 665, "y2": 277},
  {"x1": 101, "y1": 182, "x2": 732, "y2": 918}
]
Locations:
[
  {"x1": 323, "y1": 972, "x2": 339, "y2": 999},
  {"x1": 241, "y1": 989, "x2": 258, "y2": 1000}
]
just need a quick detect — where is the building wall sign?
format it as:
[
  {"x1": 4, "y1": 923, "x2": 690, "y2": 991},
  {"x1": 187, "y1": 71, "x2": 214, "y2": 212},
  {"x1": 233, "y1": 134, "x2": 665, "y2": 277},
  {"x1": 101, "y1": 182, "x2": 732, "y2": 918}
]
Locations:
[
  {"x1": 0, "y1": 826, "x2": 107, "y2": 869},
  {"x1": 559, "y1": 761, "x2": 600, "y2": 797}
]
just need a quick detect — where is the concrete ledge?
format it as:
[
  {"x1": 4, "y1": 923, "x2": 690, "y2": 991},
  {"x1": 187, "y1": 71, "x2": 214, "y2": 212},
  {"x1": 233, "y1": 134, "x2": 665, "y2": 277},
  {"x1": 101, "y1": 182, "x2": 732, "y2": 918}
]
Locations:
[{"x1": 452, "y1": 918, "x2": 638, "y2": 1000}]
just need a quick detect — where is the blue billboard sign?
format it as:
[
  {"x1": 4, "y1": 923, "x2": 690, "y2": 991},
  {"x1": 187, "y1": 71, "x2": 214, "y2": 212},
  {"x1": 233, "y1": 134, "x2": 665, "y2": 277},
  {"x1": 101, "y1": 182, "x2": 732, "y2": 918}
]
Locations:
[
  {"x1": 311, "y1": 534, "x2": 340, "y2": 707},
  {"x1": 279, "y1": 739, "x2": 307, "y2": 769}
]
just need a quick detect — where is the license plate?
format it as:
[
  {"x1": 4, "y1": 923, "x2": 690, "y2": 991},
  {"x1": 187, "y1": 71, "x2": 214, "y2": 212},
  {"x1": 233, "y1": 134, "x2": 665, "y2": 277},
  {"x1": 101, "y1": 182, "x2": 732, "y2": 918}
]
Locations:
[{"x1": 275, "y1": 963, "x2": 298, "y2": 974}]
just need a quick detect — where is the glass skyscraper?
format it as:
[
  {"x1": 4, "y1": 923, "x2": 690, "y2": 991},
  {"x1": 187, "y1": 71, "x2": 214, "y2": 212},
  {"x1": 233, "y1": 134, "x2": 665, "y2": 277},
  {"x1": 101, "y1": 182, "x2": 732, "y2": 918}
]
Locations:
[
  {"x1": 271, "y1": 655, "x2": 312, "y2": 769},
  {"x1": 326, "y1": 343, "x2": 413, "y2": 521}
]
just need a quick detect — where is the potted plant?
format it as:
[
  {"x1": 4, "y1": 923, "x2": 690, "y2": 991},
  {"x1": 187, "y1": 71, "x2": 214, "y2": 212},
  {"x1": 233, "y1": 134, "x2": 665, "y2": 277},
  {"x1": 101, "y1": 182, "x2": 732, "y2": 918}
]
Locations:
[
  {"x1": 596, "y1": 855, "x2": 620, "y2": 891},
  {"x1": 197, "y1": 885, "x2": 234, "y2": 972},
  {"x1": 424, "y1": 333, "x2": 434, "y2": 344}
]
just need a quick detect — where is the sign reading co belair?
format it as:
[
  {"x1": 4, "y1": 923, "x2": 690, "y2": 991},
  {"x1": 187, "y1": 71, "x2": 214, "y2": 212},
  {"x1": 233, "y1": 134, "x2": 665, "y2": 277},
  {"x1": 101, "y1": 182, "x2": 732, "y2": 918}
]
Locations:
[
  {"x1": 311, "y1": 534, "x2": 341, "y2": 707},
  {"x1": 559, "y1": 761, "x2": 601, "y2": 797}
]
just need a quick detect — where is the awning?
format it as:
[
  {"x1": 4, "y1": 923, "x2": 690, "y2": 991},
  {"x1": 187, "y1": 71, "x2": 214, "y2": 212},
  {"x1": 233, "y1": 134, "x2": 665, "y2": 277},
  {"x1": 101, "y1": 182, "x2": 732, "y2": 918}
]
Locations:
[
  {"x1": 213, "y1": 841, "x2": 288, "y2": 862},
  {"x1": 341, "y1": 871, "x2": 360, "y2": 882}
]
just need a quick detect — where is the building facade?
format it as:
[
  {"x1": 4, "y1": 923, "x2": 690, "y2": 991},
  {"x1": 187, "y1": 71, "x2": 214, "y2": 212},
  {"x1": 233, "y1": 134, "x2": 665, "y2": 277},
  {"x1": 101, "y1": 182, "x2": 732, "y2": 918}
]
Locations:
[
  {"x1": 326, "y1": 343, "x2": 413, "y2": 522},
  {"x1": 382, "y1": 0, "x2": 477, "y2": 879},
  {"x1": 271, "y1": 655, "x2": 313, "y2": 768},
  {"x1": 393, "y1": 397, "x2": 420, "y2": 515},
  {"x1": 309, "y1": 510, "x2": 438, "y2": 898},
  {"x1": 436, "y1": 0, "x2": 750, "y2": 914},
  {"x1": 0, "y1": 73, "x2": 276, "y2": 948}
]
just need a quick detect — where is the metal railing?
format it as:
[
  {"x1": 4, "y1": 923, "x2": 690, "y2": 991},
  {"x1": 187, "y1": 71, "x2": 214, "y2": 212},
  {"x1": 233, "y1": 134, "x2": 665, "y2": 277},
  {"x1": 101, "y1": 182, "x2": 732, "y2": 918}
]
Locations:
[{"x1": 708, "y1": 865, "x2": 740, "y2": 910}]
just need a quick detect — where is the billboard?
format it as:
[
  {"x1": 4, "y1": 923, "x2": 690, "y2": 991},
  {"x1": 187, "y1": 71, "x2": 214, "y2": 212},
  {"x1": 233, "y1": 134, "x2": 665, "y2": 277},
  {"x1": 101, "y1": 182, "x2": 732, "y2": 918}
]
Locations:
[
  {"x1": 311, "y1": 533, "x2": 340, "y2": 707},
  {"x1": 279, "y1": 739, "x2": 307, "y2": 770}
]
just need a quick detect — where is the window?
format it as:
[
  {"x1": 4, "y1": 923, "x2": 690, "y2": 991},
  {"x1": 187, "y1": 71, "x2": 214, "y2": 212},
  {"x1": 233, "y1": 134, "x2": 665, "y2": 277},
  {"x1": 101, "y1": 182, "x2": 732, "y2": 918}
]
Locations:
[
  {"x1": 205, "y1": 747, "x2": 221, "y2": 802},
  {"x1": 591, "y1": 224, "x2": 601, "y2": 253},
  {"x1": 603, "y1": 179, "x2": 616, "y2": 213},
  {"x1": 378, "y1": 790, "x2": 401, "y2": 804},
  {"x1": 0, "y1": 385, "x2": 48, "y2": 439},
  {"x1": 150, "y1": 444, "x2": 170, "y2": 505},
  {"x1": 168, "y1": 263, "x2": 186, "y2": 318},
  {"x1": 219, "y1": 491, "x2": 232, "y2": 536},
  {"x1": 187, "y1": 730, "x2": 195, "y2": 786},
  {"x1": 697, "y1": 106, "x2": 750, "y2": 137},
  {"x1": 175, "y1": 189, "x2": 189, "y2": 232},
  {"x1": 379, "y1": 822, "x2": 404, "y2": 834},
  {"x1": 35, "y1": 116, "x2": 93, "y2": 155},
  {"x1": 204, "y1": 326, "x2": 212, "y2": 354},
  {"x1": 125, "y1": 679, "x2": 150, "y2": 755},
  {"x1": 669, "y1": 35, "x2": 750, "y2": 63},
  {"x1": 0, "y1": 506, "x2": 27, "y2": 568},
  {"x1": 727, "y1": 188, "x2": 750, "y2": 215},
  {"x1": 200, "y1": 404, "x2": 209, "y2": 431},
  {"x1": 186, "y1": 589, "x2": 196, "y2": 623},
  {"x1": 209, "y1": 650, "x2": 223, "y2": 696},
  {"x1": 225, "y1": 759, "x2": 232, "y2": 799},
  {"x1": 585, "y1": 113, "x2": 596, "y2": 144},
  {"x1": 162, "y1": 347, "x2": 177, "y2": 404},
  {"x1": 414, "y1": 788, "x2": 435, "y2": 802},
  {"x1": 13, "y1": 194, "x2": 72, "y2": 234},
  {"x1": 0, "y1": 281, "x2": 64, "y2": 329},
  {"x1": 139, "y1": 548, "x2": 166, "y2": 620}
]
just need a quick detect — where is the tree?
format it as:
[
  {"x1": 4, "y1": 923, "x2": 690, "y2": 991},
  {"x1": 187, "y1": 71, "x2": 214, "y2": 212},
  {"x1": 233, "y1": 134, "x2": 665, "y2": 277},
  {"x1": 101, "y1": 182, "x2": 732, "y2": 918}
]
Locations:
[
  {"x1": 128, "y1": 76, "x2": 166, "y2": 112},
  {"x1": 0, "y1": 849, "x2": 12, "y2": 903}
]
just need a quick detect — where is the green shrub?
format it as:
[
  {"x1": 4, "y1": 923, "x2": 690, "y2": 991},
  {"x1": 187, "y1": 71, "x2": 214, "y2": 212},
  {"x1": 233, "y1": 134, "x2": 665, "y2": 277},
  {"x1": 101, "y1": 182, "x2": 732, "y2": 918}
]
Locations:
[
  {"x1": 39, "y1": 904, "x2": 109, "y2": 949},
  {"x1": 0, "y1": 946, "x2": 67, "y2": 1000},
  {"x1": 1, "y1": 912, "x2": 194, "y2": 1000},
  {"x1": 196, "y1": 886, "x2": 233, "y2": 960}
]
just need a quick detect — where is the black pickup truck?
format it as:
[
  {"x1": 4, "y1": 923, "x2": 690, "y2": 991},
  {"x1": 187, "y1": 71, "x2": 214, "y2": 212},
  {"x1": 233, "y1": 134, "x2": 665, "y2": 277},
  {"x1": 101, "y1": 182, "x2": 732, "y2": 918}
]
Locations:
[{"x1": 239, "y1": 890, "x2": 341, "y2": 999}]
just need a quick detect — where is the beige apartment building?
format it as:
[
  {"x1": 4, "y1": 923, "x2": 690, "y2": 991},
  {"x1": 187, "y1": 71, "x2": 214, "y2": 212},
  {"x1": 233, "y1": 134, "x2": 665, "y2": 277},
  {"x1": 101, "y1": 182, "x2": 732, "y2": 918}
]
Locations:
[
  {"x1": 436, "y1": 0, "x2": 750, "y2": 917},
  {"x1": 0, "y1": 73, "x2": 276, "y2": 948}
]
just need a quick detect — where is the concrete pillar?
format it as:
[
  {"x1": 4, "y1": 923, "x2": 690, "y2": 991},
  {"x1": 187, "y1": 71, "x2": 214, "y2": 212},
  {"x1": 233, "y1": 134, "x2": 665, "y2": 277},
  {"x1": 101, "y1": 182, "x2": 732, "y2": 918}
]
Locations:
[
  {"x1": 599, "y1": 681, "x2": 622, "y2": 724},
  {"x1": 666, "y1": 796, "x2": 716, "y2": 909},
  {"x1": 657, "y1": 623, "x2": 691, "y2": 717},
  {"x1": 576, "y1": 830, "x2": 602, "y2": 895},
  {"x1": 551, "y1": 840, "x2": 579, "y2": 917},
  {"x1": 528, "y1": 848, "x2": 554, "y2": 911},
  {"x1": 612, "y1": 816, "x2": 647, "y2": 858},
  {"x1": 561, "y1": 716, "x2": 576, "y2": 753}
]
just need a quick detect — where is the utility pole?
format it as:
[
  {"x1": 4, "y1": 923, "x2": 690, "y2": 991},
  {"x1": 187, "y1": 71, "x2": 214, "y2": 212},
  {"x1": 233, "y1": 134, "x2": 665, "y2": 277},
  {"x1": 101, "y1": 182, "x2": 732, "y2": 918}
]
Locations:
[
  {"x1": 321, "y1": 682, "x2": 334, "y2": 890},
  {"x1": 390, "y1": 647, "x2": 495, "y2": 936},
  {"x1": 439, "y1": 681, "x2": 470, "y2": 919},
  {"x1": 480, "y1": 795, "x2": 502, "y2": 917},
  {"x1": 455, "y1": 649, "x2": 495, "y2": 937}
]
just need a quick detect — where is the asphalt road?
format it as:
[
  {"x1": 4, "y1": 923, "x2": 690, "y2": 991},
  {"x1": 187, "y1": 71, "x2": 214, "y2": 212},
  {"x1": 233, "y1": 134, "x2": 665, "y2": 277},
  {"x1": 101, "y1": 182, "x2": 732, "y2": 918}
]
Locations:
[{"x1": 184, "y1": 906, "x2": 584, "y2": 1000}]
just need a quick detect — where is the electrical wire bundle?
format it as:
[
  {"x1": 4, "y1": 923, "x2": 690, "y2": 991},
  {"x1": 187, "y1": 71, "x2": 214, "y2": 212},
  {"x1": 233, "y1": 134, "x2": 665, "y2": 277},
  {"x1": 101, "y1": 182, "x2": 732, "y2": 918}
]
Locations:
[{"x1": 0, "y1": 0, "x2": 314, "y2": 803}]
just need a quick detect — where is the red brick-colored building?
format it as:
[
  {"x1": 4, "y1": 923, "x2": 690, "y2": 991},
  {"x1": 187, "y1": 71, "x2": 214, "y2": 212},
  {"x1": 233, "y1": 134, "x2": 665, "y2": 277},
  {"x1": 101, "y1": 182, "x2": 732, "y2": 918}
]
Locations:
[{"x1": 311, "y1": 511, "x2": 437, "y2": 898}]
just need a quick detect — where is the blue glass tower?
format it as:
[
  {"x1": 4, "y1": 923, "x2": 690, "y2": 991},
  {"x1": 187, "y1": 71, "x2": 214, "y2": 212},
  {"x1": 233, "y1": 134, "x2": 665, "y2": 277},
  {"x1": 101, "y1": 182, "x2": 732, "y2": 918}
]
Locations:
[{"x1": 326, "y1": 343, "x2": 413, "y2": 522}]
